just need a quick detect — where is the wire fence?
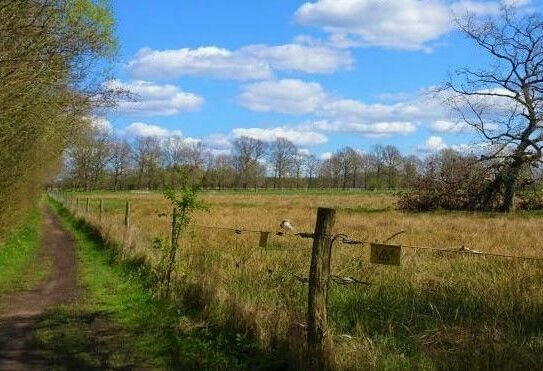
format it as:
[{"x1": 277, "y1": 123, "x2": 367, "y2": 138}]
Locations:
[
  {"x1": 49, "y1": 191, "x2": 543, "y2": 262},
  {"x1": 48, "y1": 191, "x2": 543, "y2": 366}
]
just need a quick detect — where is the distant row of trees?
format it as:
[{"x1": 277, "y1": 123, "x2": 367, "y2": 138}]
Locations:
[{"x1": 58, "y1": 125, "x2": 425, "y2": 191}]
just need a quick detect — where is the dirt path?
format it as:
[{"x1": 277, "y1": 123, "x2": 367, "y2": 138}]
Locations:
[{"x1": 0, "y1": 208, "x2": 77, "y2": 370}]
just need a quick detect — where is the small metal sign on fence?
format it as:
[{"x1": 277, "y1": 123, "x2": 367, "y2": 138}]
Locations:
[
  {"x1": 259, "y1": 231, "x2": 270, "y2": 248},
  {"x1": 370, "y1": 243, "x2": 402, "y2": 266}
]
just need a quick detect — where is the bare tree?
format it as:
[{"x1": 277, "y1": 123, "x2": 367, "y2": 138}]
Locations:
[
  {"x1": 232, "y1": 136, "x2": 267, "y2": 188},
  {"x1": 382, "y1": 145, "x2": 403, "y2": 189},
  {"x1": 305, "y1": 155, "x2": 321, "y2": 189},
  {"x1": 133, "y1": 136, "x2": 162, "y2": 190},
  {"x1": 371, "y1": 145, "x2": 386, "y2": 188},
  {"x1": 445, "y1": 7, "x2": 543, "y2": 211},
  {"x1": 110, "y1": 139, "x2": 132, "y2": 191},
  {"x1": 206, "y1": 154, "x2": 236, "y2": 190},
  {"x1": 68, "y1": 124, "x2": 112, "y2": 191},
  {"x1": 269, "y1": 138, "x2": 297, "y2": 188},
  {"x1": 293, "y1": 152, "x2": 307, "y2": 189}
]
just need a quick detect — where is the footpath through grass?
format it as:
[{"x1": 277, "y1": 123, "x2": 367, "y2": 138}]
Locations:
[
  {"x1": 44, "y1": 199, "x2": 283, "y2": 370},
  {"x1": 0, "y1": 207, "x2": 46, "y2": 298}
]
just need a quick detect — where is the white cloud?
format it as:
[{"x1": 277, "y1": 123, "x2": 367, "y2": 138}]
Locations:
[
  {"x1": 319, "y1": 152, "x2": 333, "y2": 160},
  {"x1": 232, "y1": 126, "x2": 328, "y2": 146},
  {"x1": 298, "y1": 148, "x2": 311, "y2": 156},
  {"x1": 106, "y1": 80, "x2": 203, "y2": 116},
  {"x1": 295, "y1": 0, "x2": 508, "y2": 50},
  {"x1": 321, "y1": 98, "x2": 432, "y2": 122},
  {"x1": 126, "y1": 43, "x2": 352, "y2": 80},
  {"x1": 430, "y1": 120, "x2": 472, "y2": 133},
  {"x1": 419, "y1": 135, "x2": 448, "y2": 152},
  {"x1": 88, "y1": 116, "x2": 112, "y2": 132},
  {"x1": 124, "y1": 122, "x2": 182, "y2": 138},
  {"x1": 238, "y1": 79, "x2": 327, "y2": 114},
  {"x1": 241, "y1": 43, "x2": 353, "y2": 74},
  {"x1": 204, "y1": 133, "x2": 233, "y2": 150},
  {"x1": 238, "y1": 79, "x2": 438, "y2": 136},
  {"x1": 502, "y1": 0, "x2": 531, "y2": 7},
  {"x1": 311, "y1": 120, "x2": 416, "y2": 136},
  {"x1": 239, "y1": 79, "x2": 443, "y2": 119}
]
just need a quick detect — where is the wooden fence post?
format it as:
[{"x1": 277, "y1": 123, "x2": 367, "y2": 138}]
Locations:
[
  {"x1": 123, "y1": 200, "x2": 131, "y2": 247},
  {"x1": 307, "y1": 207, "x2": 336, "y2": 370},
  {"x1": 76, "y1": 198, "x2": 80, "y2": 214},
  {"x1": 124, "y1": 200, "x2": 130, "y2": 230},
  {"x1": 85, "y1": 197, "x2": 90, "y2": 213},
  {"x1": 99, "y1": 199, "x2": 104, "y2": 221}
]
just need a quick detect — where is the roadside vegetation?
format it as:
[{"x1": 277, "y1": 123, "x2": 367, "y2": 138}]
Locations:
[
  {"x1": 0, "y1": 207, "x2": 46, "y2": 298},
  {"x1": 0, "y1": 0, "x2": 116, "y2": 241},
  {"x1": 43, "y1": 198, "x2": 282, "y2": 369},
  {"x1": 59, "y1": 190, "x2": 543, "y2": 369}
]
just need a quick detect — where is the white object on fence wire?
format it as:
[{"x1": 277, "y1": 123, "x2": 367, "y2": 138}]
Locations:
[{"x1": 279, "y1": 219, "x2": 295, "y2": 232}]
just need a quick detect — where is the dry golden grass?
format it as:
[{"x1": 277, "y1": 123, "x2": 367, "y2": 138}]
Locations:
[{"x1": 61, "y1": 191, "x2": 543, "y2": 370}]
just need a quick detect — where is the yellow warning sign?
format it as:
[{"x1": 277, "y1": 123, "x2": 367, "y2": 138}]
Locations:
[{"x1": 370, "y1": 243, "x2": 402, "y2": 266}]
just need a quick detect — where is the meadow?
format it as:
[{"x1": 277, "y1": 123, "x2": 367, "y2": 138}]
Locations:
[{"x1": 58, "y1": 190, "x2": 543, "y2": 370}]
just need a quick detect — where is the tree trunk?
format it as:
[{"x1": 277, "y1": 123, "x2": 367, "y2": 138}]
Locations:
[{"x1": 500, "y1": 163, "x2": 522, "y2": 212}]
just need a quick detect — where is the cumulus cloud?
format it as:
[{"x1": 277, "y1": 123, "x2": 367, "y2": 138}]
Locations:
[
  {"x1": 418, "y1": 135, "x2": 478, "y2": 153},
  {"x1": 430, "y1": 120, "x2": 472, "y2": 133},
  {"x1": 319, "y1": 152, "x2": 333, "y2": 160},
  {"x1": 238, "y1": 79, "x2": 327, "y2": 114},
  {"x1": 419, "y1": 136, "x2": 448, "y2": 152},
  {"x1": 298, "y1": 148, "x2": 311, "y2": 156},
  {"x1": 295, "y1": 0, "x2": 512, "y2": 50},
  {"x1": 124, "y1": 122, "x2": 182, "y2": 138},
  {"x1": 204, "y1": 133, "x2": 233, "y2": 150},
  {"x1": 232, "y1": 126, "x2": 328, "y2": 146},
  {"x1": 242, "y1": 43, "x2": 353, "y2": 74},
  {"x1": 126, "y1": 43, "x2": 352, "y2": 80},
  {"x1": 106, "y1": 80, "x2": 203, "y2": 116},
  {"x1": 311, "y1": 120, "x2": 416, "y2": 136},
  {"x1": 239, "y1": 79, "x2": 438, "y2": 136},
  {"x1": 88, "y1": 116, "x2": 112, "y2": 132}
]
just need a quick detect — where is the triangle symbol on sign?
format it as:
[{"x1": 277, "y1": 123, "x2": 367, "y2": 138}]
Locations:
[{"x1": 378, "y1": 249, "x2": 391, "y2": 262}]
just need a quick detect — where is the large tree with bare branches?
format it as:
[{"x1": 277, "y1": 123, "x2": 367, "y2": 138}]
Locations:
[{"x1": 446, "y1": 7, "x2": 543, "y2": 211}]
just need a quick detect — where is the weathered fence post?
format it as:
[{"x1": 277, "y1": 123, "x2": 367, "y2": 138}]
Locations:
[
  {"x1": 124, "y1": 200, "x2": 130, "y2": 230},
  {"x1": 123, "y1": 200, "x2": 131, "y2": 247},
  {"x1": 76, "y1": 198, "x2": 80, "y2": 214},
  {"x1": 99, "y1": 199, "x2": 104, "y2": 222},
  {"x1": 85, "y1": 197, "x2": 90, "y2": 214},
  {"x1": 307, "y1": 207, "x2": 336, "y2": 370}
]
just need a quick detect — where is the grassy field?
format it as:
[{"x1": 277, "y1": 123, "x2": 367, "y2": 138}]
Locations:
[{"x1": 57, "y1": 190, "x2": 543, "y2": 369}]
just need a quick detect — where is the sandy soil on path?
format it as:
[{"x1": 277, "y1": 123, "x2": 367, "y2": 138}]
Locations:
[{"x1": 0, "y1": 208, "x2": 77, "y2": 370}]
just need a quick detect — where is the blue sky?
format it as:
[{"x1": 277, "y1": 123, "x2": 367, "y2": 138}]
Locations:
[{"x1": 103, "y1": 0, "x2": 540, "y2": 159}]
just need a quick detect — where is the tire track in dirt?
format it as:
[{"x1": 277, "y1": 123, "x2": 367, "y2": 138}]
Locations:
[{"x1": 0, "y1": 208, "x2": 77, "y2": 370}]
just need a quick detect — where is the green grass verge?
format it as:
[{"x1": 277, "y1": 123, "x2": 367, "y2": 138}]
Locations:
[
  {"x1": 0, "y1": 206, "x2": 47, "y2": 297},
  {"x1": 44, "y1": 199, "x2": 284, "y2": 370}
]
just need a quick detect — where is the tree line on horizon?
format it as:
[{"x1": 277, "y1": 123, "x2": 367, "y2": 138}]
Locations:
[
  {"x1": 57, "y1": 124, "x2": 424, "y2": 192},
  {"x1": 57, "y1": 124, "x2": 543, "y2": 195}
]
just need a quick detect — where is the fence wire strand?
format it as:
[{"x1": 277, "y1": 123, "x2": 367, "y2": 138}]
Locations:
[{"x1": 52, "y1": 193, "x2": 543, "y2": 262}]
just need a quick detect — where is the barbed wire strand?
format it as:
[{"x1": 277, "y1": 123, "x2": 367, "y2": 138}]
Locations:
[
  {"x1": 401, "y1": 244, "x2": 543, "y2": 261},
  {"x1": 52, "y1": 195, "x2": 543, "y2": 263}
]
